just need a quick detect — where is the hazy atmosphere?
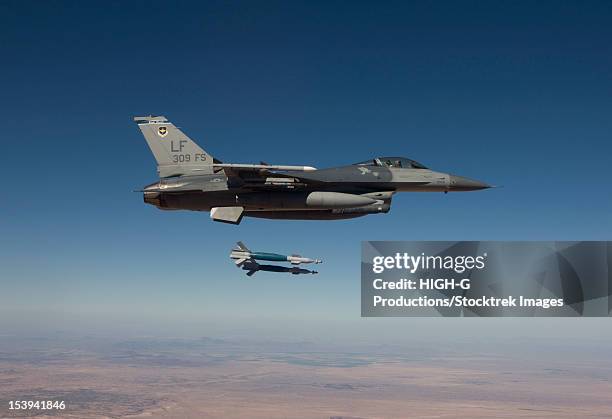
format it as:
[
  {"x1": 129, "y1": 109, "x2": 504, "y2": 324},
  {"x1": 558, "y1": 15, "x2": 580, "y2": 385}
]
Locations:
[
  {"x1": 2, "y1": 0, "x2": 612, "y2": 349},
  {"x1": 2, "y1": 2, "x2": 612, "y2": 417}
]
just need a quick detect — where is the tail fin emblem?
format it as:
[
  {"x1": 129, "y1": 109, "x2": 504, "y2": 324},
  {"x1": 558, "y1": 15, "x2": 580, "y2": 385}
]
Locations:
[{"x1": 157, "y1": 126, "x2": 168, "y2": 137}]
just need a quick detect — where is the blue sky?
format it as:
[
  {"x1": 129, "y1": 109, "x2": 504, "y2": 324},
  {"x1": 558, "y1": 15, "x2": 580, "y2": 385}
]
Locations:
[{"x1": 1, "y1": 1, "x2": 611, "y2": 340}]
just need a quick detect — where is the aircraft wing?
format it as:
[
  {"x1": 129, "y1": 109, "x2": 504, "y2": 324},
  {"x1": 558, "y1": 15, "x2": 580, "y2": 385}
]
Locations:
[
  {"x1": 195, "y1": 163, "x2": 317, "y2": 179},
  {"x1": 212, "y1": 163, "x2": 317, "y2": 172},
  {"x1": 211, "y1": 164, "x2": 326, "y2": 189}
]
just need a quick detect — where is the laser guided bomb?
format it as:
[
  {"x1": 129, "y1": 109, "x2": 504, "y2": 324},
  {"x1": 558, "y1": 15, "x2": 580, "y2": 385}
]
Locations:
[
  {"x1": 231, "y1": 242, "x2": 322, "y2": 266},
  {"x1": 230, "y1": 242, "x2": 322, "y2": 276},
  {"x1": 134, "y1": 115, "x2": 491, "y2": 224}
]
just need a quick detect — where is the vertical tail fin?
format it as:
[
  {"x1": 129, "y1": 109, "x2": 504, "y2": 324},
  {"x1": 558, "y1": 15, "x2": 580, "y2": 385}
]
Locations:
[
  {"x1": 236, "y1": 241, "x2": 250, "y2": 252},
  {"x1": 133, "y1": 115, "x2": 216, "y2": 178}
]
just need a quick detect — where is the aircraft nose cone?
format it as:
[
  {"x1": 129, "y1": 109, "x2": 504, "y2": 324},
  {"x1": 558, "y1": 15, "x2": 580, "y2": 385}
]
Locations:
[{"x1": 449, "y1": 175, "x2": 491, "y2": 191}]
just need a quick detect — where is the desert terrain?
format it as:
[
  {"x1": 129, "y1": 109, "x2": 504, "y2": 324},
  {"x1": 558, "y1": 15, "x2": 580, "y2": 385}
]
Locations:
[{"x1": 1, "y1": 335, "x2": 611, "y2": 418}]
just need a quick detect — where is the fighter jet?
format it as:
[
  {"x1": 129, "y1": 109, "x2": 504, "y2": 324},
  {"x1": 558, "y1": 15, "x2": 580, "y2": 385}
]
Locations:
[
  {"x1": 230, "y1": 242, "x2": 321, "y2": 276},
  {"x1": 135, "y1": 115, "x2": 490, "y2": 224}
]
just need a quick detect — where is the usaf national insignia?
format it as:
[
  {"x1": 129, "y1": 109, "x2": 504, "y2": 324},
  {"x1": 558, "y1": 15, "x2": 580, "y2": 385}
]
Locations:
[{"x1": 157, "y1": 126, "x2": 168, "y2": 137}]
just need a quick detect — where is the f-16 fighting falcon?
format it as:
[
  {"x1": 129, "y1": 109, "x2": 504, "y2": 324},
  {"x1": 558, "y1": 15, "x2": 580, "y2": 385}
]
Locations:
[
  {"x1": 135, "y1": 115, "x2": 490, "y2": 224},
  {"x1": 230, "y1": 242, "x2": 321, "y2": 276}
]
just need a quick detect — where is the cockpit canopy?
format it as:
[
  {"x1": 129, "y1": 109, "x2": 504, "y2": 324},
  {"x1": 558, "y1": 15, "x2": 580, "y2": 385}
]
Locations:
[{"x1": 353, "y1": 157, "x2": 428, "y2": 169}]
